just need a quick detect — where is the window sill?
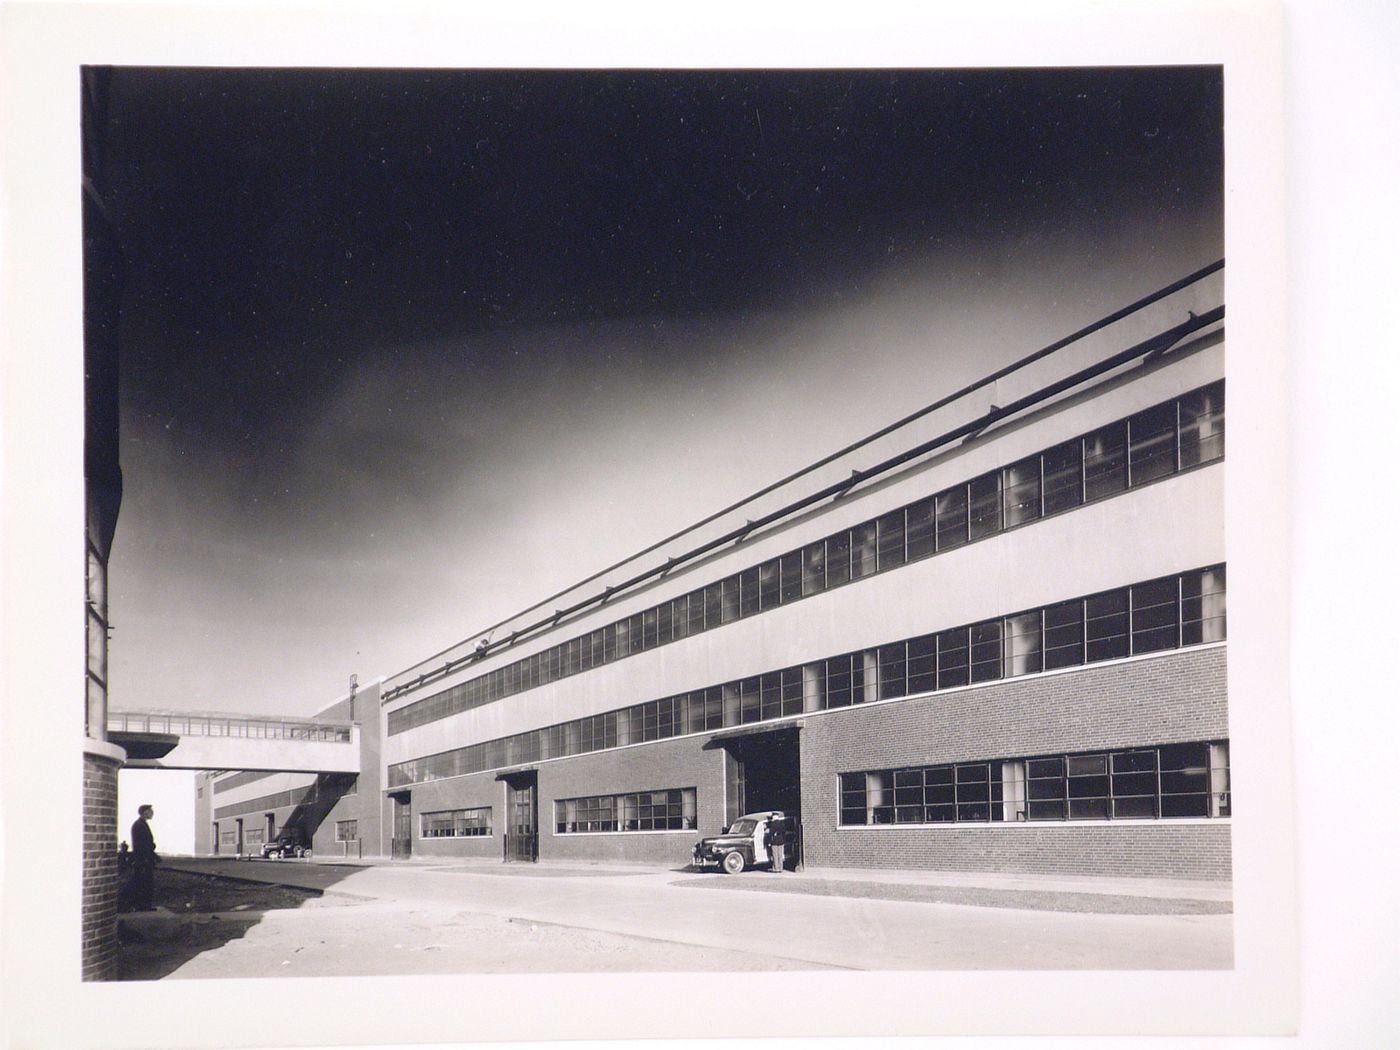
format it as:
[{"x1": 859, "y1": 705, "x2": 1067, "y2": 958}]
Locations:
[
  {"x1": 551, "y1": 829, "x2": 697, "y2": 837},
  {"x1": 419, "y1": 836, "x2": 493, "y2": 840}
]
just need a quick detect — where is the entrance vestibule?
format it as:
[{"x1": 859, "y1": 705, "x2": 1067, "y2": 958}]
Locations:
[{"x1": 716, "y1": 725, "x2": 802, "y2": 866}]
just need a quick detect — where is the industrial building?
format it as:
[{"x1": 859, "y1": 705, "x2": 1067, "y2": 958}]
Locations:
[
  {"x1": 201, "y1": 262, "x2": 1229, "y2": 882},
  {"x1": 193, "y1": 681, "x2": 383, "y2": 860}
]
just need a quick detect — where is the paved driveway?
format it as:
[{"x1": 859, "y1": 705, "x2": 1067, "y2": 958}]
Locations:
[{"x1": 145, "y1": 858, "x2": 1232, "y2": 977}]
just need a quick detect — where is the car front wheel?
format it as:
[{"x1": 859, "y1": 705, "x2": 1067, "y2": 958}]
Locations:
[{"x1": 721, "y1": 850, "x2": 745, "y2": 875}]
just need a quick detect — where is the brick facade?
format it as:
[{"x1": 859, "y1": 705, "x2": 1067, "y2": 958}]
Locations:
[
  {"x1": 208, "y1": 773, "x2": 361, "y2": 854},
  {"x1": 388, "y1": 647, "x2": 1229, "y2": 879},
  {"x1": 799, "y1": 646, "x2": 1228, "y2": 777},
  {"x1": 377, "y1": 342, "x2": 1228, "y2": 882},
  {"x1": 812, "y1": 822, "x2": 1231, "y2": 879},
  {"x1": 404, "y1": 736, "x2": 727, "y2": 865},
  {"x1": 205, "y1": 681, "x2": 385, "y2": 859},
  {"x1": 398, "y1": 770, "x2": 503, "y2": 861},
  {"x1": 799, "y1": 646, "x2": 1230, "y2": 879},
  {"x1": 82, "y1": 749, "x2": 122, "y2": 981},
  {"x1": 538, "y1": 737, "x2": 724, "y2": 866}
]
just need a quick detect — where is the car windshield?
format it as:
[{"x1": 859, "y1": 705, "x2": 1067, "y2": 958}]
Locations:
[{"x1": 727, "y1": 819, "x2": 757, "y2": 836}]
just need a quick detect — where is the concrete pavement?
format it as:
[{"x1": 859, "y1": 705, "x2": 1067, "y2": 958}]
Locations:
[
  {"x1": 162, "y1": 852, "x2": 1232, "y2": 903},
  {"x1": 130, "y1": 855, "x2": 1233, "y2": 976}
]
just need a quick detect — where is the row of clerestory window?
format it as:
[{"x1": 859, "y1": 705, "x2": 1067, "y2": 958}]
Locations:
[
  {"x1": 387, "y1": 565, "x2": 1225, "y2": 789},
  {"x1": 387, "y1": 380, "x2": 1226, "y2": 736},
  {"x1": 554, "y1": 788, "x2": 697, "y2": 834},
  {"x1": 840, "y1": 740, "x2": 1230, "y2": 825},
  {"x1": 420, "y1": 807, "x2": 492, "y2": 838}
]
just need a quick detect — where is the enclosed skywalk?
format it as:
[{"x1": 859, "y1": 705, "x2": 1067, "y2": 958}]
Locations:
[{"x1": 107, "y1": 709, "x2": 360, "y2": 772}]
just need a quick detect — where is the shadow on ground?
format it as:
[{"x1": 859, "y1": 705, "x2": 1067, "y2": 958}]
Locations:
[{"x1": 117, "y1": 868, "x2": 325, "y2": 980}]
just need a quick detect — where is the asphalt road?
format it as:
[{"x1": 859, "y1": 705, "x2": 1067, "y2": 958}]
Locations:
[{"x1": 129, "y1": 858, "x2": 1233, "y2": 978}]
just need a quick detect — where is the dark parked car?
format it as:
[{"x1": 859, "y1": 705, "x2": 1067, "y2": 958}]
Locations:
[
  {"x1": 692, "y1": 811, "x2": 788, "y2": 874},
  {"x1": 261, "y1": 828, "x2": 311, "y2": 859}
]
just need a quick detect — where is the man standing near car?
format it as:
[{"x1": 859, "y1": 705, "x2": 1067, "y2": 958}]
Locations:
[
  {"x1": 129, "y1": 804, "x2": 157, "y2": 911},
  {"x1": 766, "y1": 814, "x2": 787, "y2": 874}
]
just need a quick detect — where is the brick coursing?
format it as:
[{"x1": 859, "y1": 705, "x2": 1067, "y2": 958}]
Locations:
[
  {"x1": 209, "y1": 776, "x2": 360, "y2": 855},
  {"x1": 799, "y1": 646, "x2": 1231, "y2": 879},
  {"x1": 392, "y1": 647, "x2": 1230, "y2": 879},
  {"x1": 206, "y1": 681, "x2": 385, "y2": 857},
  {"x1": 397, "y1": 770, "x2": 502, "y2": 860},
  {"x1": 404, "y1": 737, "x2": 725, "y2": 866},
  {"x1": 806, "y1": 824, "x2": 1231, "y2": 879},
  {"x1": 538, "y1": 738, "x2": 724, "y2": 866},
  {"x1": 82, "y1": 752, "x2": 122, "y2": 981}
]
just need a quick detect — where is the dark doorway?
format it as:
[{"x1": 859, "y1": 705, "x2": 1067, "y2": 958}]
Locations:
[
  {"x1": 718, "y1": 726, "x2": 802, "y2": 868},
  {"x1": 720, "y1": 726, "x2": 801, "y2": 823},
  {"x1": 503, "y1": 772, "x2": 538, "y2": 863},
  {"x1": 234, "y1": 818, "x2": 244, "y2": 856},
  {"x1": 391, "y1": 792, "x2": 412, "y2": 858}
]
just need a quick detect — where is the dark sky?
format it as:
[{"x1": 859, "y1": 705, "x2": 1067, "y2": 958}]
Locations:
[
  {"x1": 92, "y1": 66, "x2": 1223, "y2": 714},
  {"x1": 105, "y1": 68, "x2": 1221, "y2": 451}
]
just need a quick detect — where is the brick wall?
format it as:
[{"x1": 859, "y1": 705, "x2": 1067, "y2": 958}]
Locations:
[
  {"x1": 388, "y1": 647, "x2": 1228, "y2": 878},
  {"x1": 402, "y1": 772, "x2": 503, "y2": 860},
  {"x1": 539, "y1": 738, "x2": 724, "y2": 866},
  {"x1": 82, "y1": 750, "x2": 122, "y2": 981},
  {"x1": 353, "y1": 680, "x2": 384, "y2": 855},
  {"x1": 312, "y1": 679, "x2": 386, "y2": 858},
  {"x1": 200, "y1": 683, "x2": 384, "y2": 859},
  {"x1": 799, "y1": 646, "x2": 1231, "y2": 879},
  {"x1": 211, "y1": 774, "x2": 359, "y2": 854},
  {"x1": 403, "y1": 737, "x2": 726, "y2": 866},
  {"x1": 313, "y1": 783, "x2": 368, "y2": 859},
  {"x1": 812, "y1": 822, "x2": 1231, "y2": 879}
]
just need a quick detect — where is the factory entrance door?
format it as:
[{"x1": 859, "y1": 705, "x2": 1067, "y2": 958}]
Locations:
[
  {"x1": 390, "y1": 792, "x2": 412, "y2": 859},
  {"x1": 719, "y1": 725, "x2": 802, "y2": 867},
  {"x1": 503, "y1": 771, "x2": 538, "y2": 863}
]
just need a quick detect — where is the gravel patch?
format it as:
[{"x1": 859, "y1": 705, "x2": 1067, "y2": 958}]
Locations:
[{"x1": 133, "y1": 867, "x2": 324, "y2": 913}]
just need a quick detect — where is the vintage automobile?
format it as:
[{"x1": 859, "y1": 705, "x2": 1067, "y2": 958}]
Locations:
[
  {"x1": 691, "y1": 810, "x2": 788, "y2": 874},
  {"x1": 261, "y1": 828, "x2": 312, "y2": 859}
]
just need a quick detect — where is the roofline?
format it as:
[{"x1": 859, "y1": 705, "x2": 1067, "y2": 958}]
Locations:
[{"x1": 383, "y1": 261, "x2": 1225, "y2": 699}]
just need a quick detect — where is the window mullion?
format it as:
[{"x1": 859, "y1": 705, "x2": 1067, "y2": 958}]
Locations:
[
  {"x1": 1128, "y1": 584, "x2": 1135, "y2": 655},
  {"x1": 1063, "y1": 753, "x2": 1070, "y2": 817},
  {"x1": 1177, "y1": 573, "x2": 1184, "y2": 649},
  {"x1": 1174, "y1": 397, "x2": 1183, "y2": 473}
]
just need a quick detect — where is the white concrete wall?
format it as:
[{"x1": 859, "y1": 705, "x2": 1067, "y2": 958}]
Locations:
[
  {"x1": 133, "y1": 727, "x2": 360, "y2": 774},
  {"x1": 209, "y1": 770, "x2": 321, "y2": 808}
]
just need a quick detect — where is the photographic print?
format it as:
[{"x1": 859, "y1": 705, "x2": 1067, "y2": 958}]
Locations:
[
  {"x1": 0, "y1": 4, "x2": 1298, "y2": 1045},
  {"x1": 83, "y1": 61, "x2": 1232, "y2": 978}
]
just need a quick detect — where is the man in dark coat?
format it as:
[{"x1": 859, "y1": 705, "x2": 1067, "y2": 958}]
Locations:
[
  {"x1": 129, "y1": 804, "x2": 157, "y2": 911},
  {"x1": 766, "y1": 814, "x2": 787, "y2": 874}
]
